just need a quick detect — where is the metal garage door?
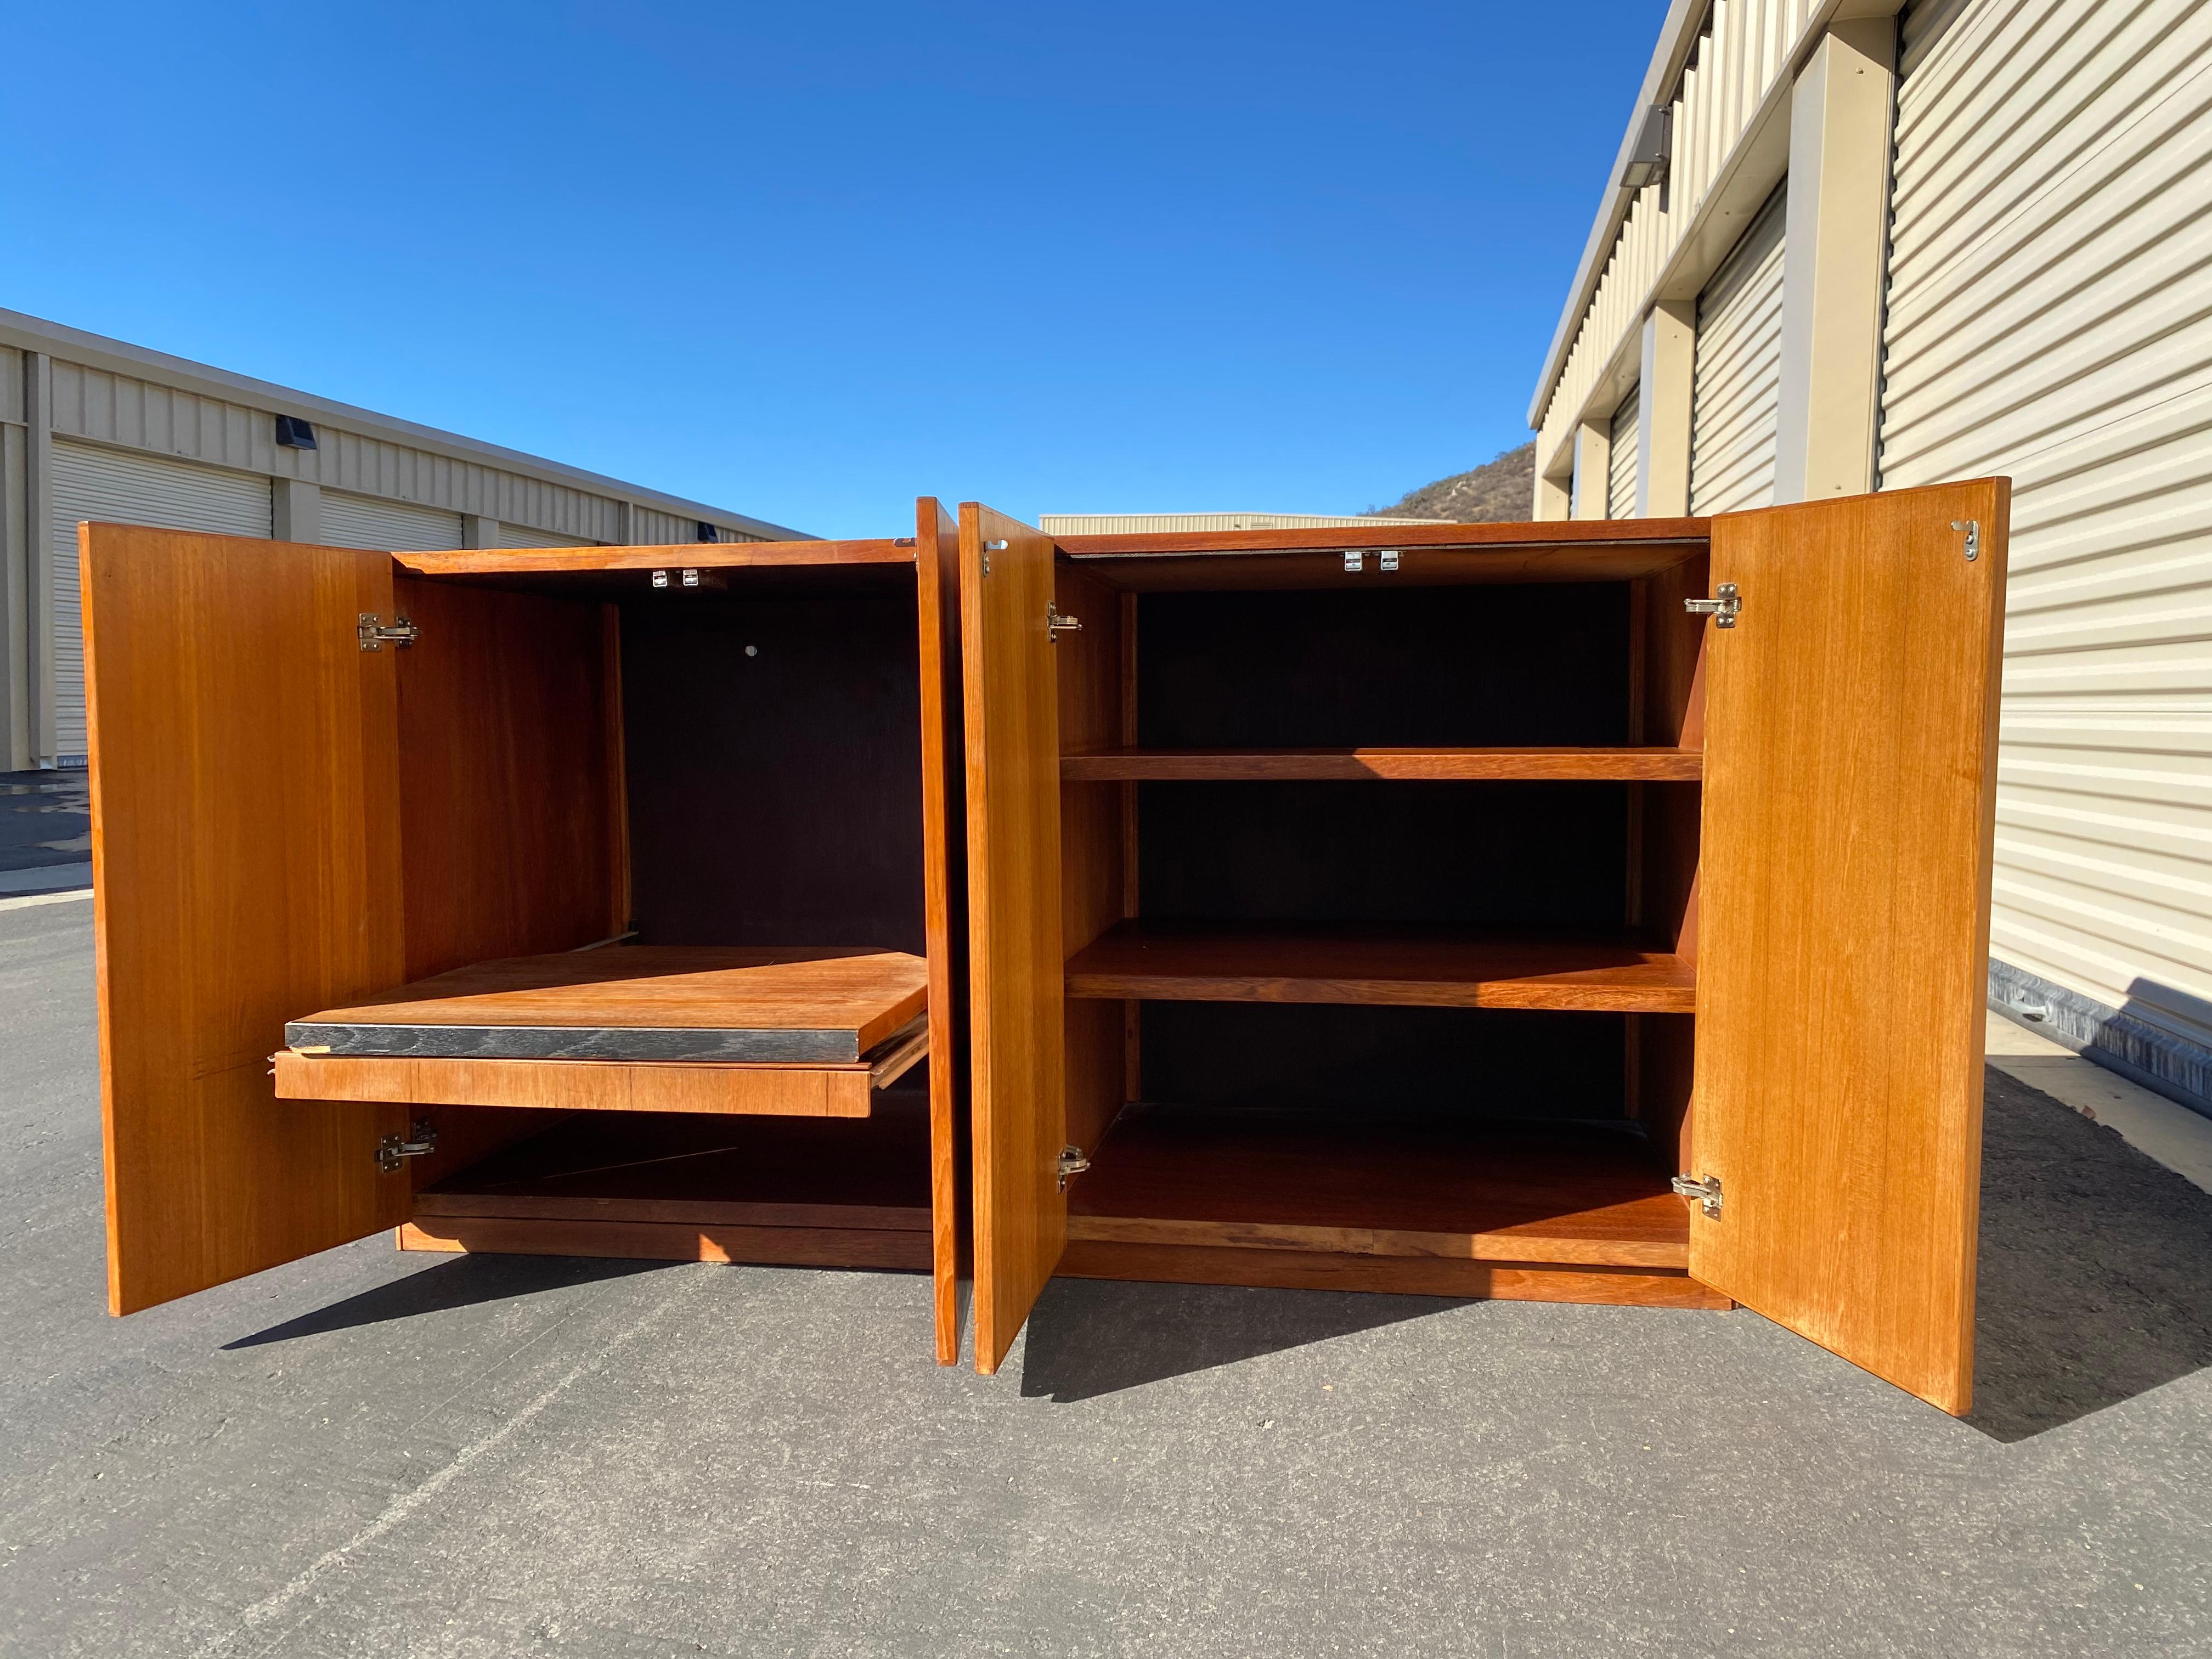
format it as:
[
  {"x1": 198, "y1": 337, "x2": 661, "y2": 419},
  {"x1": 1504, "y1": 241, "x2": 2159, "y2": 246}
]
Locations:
[
  {"x1": 319, "y1": 490, "x2": 464, "y2": 552},
  {"x1": 496, "y1": 522, "x2": 599, "y2": 548},
  {"x1": 50, "y1": 442, "x2": 271, "y2": 761},
  {"x1": 1689, "y1": 186, "x2": 1786, "y2": 516},
  {"x1": 1607, "y1": 387, "x2": 1640, "y2": 519},
  {"x1": 1878, "y1": 0, "x2": 2212, "y2": 1099}
]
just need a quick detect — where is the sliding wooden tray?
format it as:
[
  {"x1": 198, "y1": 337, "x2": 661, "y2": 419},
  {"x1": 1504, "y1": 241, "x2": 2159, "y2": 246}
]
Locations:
[{"x1": 274, "y1": 945, "x2": 928, "y2": 1118}]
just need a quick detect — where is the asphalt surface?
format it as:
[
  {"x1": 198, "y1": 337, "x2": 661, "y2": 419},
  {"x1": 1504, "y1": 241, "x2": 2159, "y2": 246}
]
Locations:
[
  {"x1": 3, "y1": 898, "x2": 2210, "y2": 1657},
  {"x1": 0, "y1": 769, "x2": 91, "y2": 895}
]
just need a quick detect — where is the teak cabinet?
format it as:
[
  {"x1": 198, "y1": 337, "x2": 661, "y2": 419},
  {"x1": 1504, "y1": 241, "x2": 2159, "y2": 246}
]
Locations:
[
  {"x1": 84, "y1": 502, "x2": 973, "y2": 1362},
  {"x1": 957, "y1": 483, "x2": 2007, "y2": 1415},
  {"x1": 85, "y1": 479, "x2": 2005, "y2": 1416}
]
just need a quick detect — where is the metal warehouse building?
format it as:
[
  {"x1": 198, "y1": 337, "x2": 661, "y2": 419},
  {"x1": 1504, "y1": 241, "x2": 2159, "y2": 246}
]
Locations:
[
  {"x1": 0, "y1": 309, "x2": 805, "y2": 772},
  {"x1": 1530, "y1": 0, "x2": 2212, "y2": 1114}
]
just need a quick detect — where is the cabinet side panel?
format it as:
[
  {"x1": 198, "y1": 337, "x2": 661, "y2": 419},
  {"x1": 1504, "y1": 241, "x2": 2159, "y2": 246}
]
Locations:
[
  {"x1": 87, "y1": 527, "x2": 409, "y2": 1314},
  {"x1": 1057, "y1": 567, "x2": 1126, "y2": 1159}
]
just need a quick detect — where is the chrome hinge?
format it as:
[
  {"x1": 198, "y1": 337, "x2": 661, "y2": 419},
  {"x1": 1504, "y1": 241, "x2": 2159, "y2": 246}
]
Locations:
[
  {"x1": 1056, "y1": 1146, "x2": 1091, "y2": 1190},
  {"x1": 357, "y1": 613, "x2": 419, "y2": 650},
  {"x1": 983, "y1": 538, "x2": 1007, "y2": 576},
  {"x1": 376, "y1": 1120, "x2": 438, "y2": 1174},
  {"x1": 1342, "y1": 550, "x2": 1364, "y2": 573},
  {"x1": 1672, "y1": 1172, "x2": 1723, "y2": 1218},
  {"x1": 1378, "y1": 549, "x2": 1400, "y2": 572},
  {"x1": 1952, "y1": 518, "x2": 1980, "y2": 561},
  {"x1": 1047, "y1": 603, "x2": 1082, "y2": 642},
  {"x1": 1684, "y1": 583, "x2": 1741, "y2": 628}
]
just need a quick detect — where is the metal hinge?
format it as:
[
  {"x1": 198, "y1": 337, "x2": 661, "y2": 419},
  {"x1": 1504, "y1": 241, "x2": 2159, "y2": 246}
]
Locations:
[
  {"x1": 1056, "y1": 1146, "x2": 1091, "y2": 1190},
  {"x1": 357, "y1": 613, "x2": 419, "y2": 650},
  {"x1": 650, "y1": 568, "x2": 704, "y2": 588},
  {"x1": 1684, "y1": 583, "x2": 1741, "y2": 628},
  {"x1": 983, "y1": 538, "x2": 1007, "y2": 575},
  {"x1": 1047, "y1": 603, "x2": 1082, "y2": 642},
  {"x1": 1672, "y1": 1172, "x2": 1723, "y2": 1218},
  {"x1": 1952, "y1": 519, "x2": 1980, "y2": 561},
  {"x1": 376, "y1": 1120, "x2": 438, "y2": 1174}
]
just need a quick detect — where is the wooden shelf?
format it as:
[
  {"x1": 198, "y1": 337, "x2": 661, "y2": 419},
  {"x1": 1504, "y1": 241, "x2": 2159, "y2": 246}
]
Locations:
[
  {"x1": 1066, "y1": 1104, "x2": 1691, "y2": 1271},
  {"x1": 1061, "y1": 746, "x2": 1703, "y2": 782},
  {"x1": 1064, "y1": 921, "x2": 1696, "y2": 1013}
]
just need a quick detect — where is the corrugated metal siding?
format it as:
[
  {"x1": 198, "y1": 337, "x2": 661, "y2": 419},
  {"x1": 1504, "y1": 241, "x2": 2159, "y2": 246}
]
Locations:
[
  {"x1": 1535, "y1": 0, "x2": 1825, "y2": 467},
  {"x1": 1879, "y1": 0, "x2": 2212, "y2": 1068},
  {"x1": 1607, "y1": 390, "x2": 1641, "y2": 519},
  {"x1": 319, "y1": 490, "x2": 464, "y2": 552},
  {"x1": 50, "y1": 442, "x2": 270, "y2": 758},
  {"x1": 1690, "y1": 188, "x2": 1787, "y2": 515},
  {"x1": 1038, "y1": 512, "x2": 1444, "y2": 534},
  {"x1": 497, "y1": 522, "x2": 599, "y2": 549}
]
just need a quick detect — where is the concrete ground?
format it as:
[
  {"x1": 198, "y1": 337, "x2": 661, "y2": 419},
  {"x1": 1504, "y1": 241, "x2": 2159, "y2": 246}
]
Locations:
[
  {"x1": 0, "y1": 769, "x2": 92, "y2": 896},
  {"x1": 4, "y1": 898, "x2": 2210, "y2": 1658}
]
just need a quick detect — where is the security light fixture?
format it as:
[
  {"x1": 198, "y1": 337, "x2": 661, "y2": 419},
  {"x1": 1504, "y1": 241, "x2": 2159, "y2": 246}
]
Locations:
[
  {"x1": 274, "y1": 414, "x2": 318, "y2": 450},
  {"x1": 696, "y1": 521, "x2": 719, "y2": 543},
  {"x1": 1619, "y1": 105, "x2": 1673, "y2": 193}
]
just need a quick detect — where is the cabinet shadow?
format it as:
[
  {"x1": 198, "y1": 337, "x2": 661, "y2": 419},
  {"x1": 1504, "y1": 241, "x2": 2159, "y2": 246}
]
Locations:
[
  {"x1": 223, "y1": 1253, "x2": 668, "y2": 1350},
  {"x1": 1969, "y1": 1066, "x2": 2212, "y2": 1442},
  {"x1": 1017, "y1": 1277, "x2": 1458, "y2": 1402}
]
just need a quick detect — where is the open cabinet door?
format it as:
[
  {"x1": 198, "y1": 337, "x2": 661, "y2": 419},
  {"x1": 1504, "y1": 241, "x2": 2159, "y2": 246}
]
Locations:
[
  {"x1": 84, "y1": 526, "x2": 411, "y2": 1315},
  {"x1": 958, "y1": 503, "x2": 1067, "y2": 1374},
  {"x1": 1689, "y1": 481, "x2": 2007, "y2": 1414}
]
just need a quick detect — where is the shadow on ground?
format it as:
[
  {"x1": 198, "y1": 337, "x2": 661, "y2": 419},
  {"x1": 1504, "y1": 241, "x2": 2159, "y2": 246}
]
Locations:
[
  {"x1": 223, "y1": 1252, "x2": 670, "y2": 1349},
  {"x1": 1970, "y1": 1068, "x2": 2212, "y2": 1441},
  {"x1": 1019, "y1": 1277, "x2": 1457, "y2": 1402}
]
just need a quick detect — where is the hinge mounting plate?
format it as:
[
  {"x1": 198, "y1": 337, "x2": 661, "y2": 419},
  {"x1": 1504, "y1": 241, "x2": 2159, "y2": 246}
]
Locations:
[
  {"x1": 1672, "y1": 1172, "x2": 1723, "y2": 1218},
  {"x1": 358, "y1": 613, "x2": 419, "y2": 651},
  {"x1": 1952, "y1": 518, "x2": 1980, "y2": 561},
  {"x1": 1684, "y1": 584, "x2": 1740, "y2": 628},
  {"x1": 1056, "y1": 1146, "x2": 1091, "y2": 1190},
  {"x1": 1047, "y1": 603, "x2": 1082, "y2": 642},
  {"x1": 377, "y1": 1119, "x2": 438, "y2": 1173}
]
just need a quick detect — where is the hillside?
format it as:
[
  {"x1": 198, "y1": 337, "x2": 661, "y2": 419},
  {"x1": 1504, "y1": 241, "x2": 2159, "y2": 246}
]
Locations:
[{"x1": 1366, "y1": 442, "x2": 1535, "y2": 522}]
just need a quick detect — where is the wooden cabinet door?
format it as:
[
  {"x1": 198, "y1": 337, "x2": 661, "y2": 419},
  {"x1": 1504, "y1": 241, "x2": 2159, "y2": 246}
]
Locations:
[
  {"x1": 957, "y1": 503, "x2": 1068, "y2": 1374},
  {"x1": 1689, "y1": 481, "x2": 2007, "y2": 1414},
  {"x1": 84, "y1": 526, "x2": 411, "y2": 1316}
]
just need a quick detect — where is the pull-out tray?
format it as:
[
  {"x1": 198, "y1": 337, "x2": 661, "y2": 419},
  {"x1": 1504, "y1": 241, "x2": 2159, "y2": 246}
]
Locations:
[{"x1": 274, "y1": 946, "x2": 928, "y2": 1118}]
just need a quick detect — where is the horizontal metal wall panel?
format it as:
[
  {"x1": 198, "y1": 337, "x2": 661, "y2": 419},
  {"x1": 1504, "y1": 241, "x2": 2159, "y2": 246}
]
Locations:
[
  {"x1": 1690, "y1": 188, "x2": 1786, "y2": 515},
  {"x1": 50, "y1": 442, "x2": 271, "y2": 758},
  {"x1": 1038, "y1": 512, "x2": 1440, "y2": 534},
  {"x1": 320, "y1": 490, "x2": 464, "y2": 552},
  {"x1": 1606, "y1": 389, "x2": 1641, "y2": 519},
  {"x1": 497, "y1": 522, "x2": 599, "y2": 548},
  {"x1": 1880, "y1": 0, "x2": 2212, "y2": 1070}
]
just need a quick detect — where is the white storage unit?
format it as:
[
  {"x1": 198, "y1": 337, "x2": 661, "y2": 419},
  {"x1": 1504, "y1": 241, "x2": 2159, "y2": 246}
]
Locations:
[
  {"x1": 497, "y1": 523, "x2": 598, "y2": 549},
  {"x1": 1606, "y1": 388, "x2": 1640, "y2": 519},
  {"x1": 319, "y1": 490, "x2": 465, "y2": 552},
  {"x1": 1877, "y1": 0, "x2": 2212, "y2": 1096},
  {"x1": 49, "y1": 443, "x2": 270, "y2": 759},
  {"x1": 1689, "y1": 189, "x2": 1786, "y2": 517}
]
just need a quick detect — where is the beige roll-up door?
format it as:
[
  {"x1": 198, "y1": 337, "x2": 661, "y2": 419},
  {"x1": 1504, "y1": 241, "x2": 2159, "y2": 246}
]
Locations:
[
  {"x1": 496, "y1": 523, "x2": 599, "y2": 548},
  {"x1": 319, "y1": 490, "x2": 464, "y2": 552},
  {"x1": 50, "y1": 442, "x2": 272, "y2": 760},
  {"x1": 1878, "y1": 0, "x2": 2212, "y2": 1090},
  {"x1": 1689, "y1": 187, "x2": 1786, "y2": 516},
  {"x1": 1606, "y1": 387, "x2": 1640, "y2": 519}
]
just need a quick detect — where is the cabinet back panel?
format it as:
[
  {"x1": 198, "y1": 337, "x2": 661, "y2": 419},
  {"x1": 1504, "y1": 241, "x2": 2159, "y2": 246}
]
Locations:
[
  {"x1": 622, "y1": 594, "x2": 926, "y2": 952},
  {"x1": 1137, "y1": 584, "x2": 1630, "y2": 749},
  {"x1": 1139, "y1": 1003, "x2": 1628, "y2": 1122},
  {"x1": 1139, "y1": 780, "x2": 1628, "y2": 929}
]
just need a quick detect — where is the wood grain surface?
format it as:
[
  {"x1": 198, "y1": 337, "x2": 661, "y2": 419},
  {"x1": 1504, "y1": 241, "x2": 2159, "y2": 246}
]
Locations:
[
  {"x1": 1066, "y1": 1105, "x2": 1689, "y2": 1268},
  {"x1": 1065, "y1": 921, "x2": 1696, "y2": 1012},
  {"x1": 1055, "y1": 1242, "x2": 1727, "y2": 1307},
  {"x1": 290, "y1": 946, "x2": 928, "y2": 1054},
  {"x1": 83, "y1": 526, "x2": 411, "y2": 1315},
  {"x1": 959, "y1": 503, "x2": 1070, "y2": 1374},
  {"x1": 1060, "y1": 747, "x2": 1706, "y2": 781},
  {"x1": 396, "y1": 539, "x2": 915, "y2": 576},
  {"x1": 1690, "y1": 481, "x2": 2007, "y2": 1416},
  {"x1": 399, "y1": 1218, "x2": 932, "y2": 1268}
]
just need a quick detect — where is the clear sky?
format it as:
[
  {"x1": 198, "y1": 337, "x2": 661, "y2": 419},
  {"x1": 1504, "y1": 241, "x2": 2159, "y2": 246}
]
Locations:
[{"x1": 2, "y1": 3, "x2": 1660, "y2": 538}]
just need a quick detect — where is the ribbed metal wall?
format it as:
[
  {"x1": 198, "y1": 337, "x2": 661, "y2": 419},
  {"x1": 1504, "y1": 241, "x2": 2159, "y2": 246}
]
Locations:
[
  {"x1": 1879, "y1": 0, "x2": 2212, "y2": 1079},
  {"x1": 497, "y1": 522, "x2": 598, "y2": 549},
  {"x1": 319, "y1": 490, "x2": 464, "y2": 552},
  {"x1": 49, "y1": 443, "x2": 271, "y2": 759},
  {"x1": 1690, "y1": 189, "x2": 1787, "y2": 515},
  {"x1": 1038, "y1": 512, "x2": 1442, "y2": 534},
  {"x1": 1606, "y1": 389, "x2": 1641, "y2": 519}
]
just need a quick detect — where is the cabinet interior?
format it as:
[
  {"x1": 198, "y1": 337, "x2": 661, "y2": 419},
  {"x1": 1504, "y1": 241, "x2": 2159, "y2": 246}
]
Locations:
[
  {"x1": 1053, "y1": 544, "x2": 1713, "y2": 1301},
  {"x1": 372, "y1": 561, "x2": 939, "y2": 1266}
]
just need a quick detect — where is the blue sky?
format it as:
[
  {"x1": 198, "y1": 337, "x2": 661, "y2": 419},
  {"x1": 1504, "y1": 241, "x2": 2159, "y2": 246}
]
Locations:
[{"x1": 1, "y1": 3, "x2": 1658, "y2": 538}]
